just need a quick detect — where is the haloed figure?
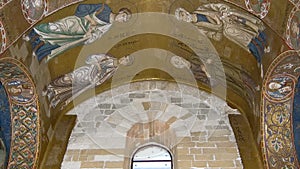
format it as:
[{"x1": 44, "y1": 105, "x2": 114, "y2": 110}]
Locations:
[
  {"x1": 175, "y1": 3, "x2": 270, "y2": 64},
  {"x1": 43, "y1": 54, "x2": 134, "y2": 109},
  {"x1": 268, "y1": 81, "x2": 292, "y2": 95},
  {"x1": 23, "y1": 3, "x2": 132, "y2": 62}
]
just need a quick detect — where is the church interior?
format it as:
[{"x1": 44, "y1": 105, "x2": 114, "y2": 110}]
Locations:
[{"x1": 0, "y1": 0, "x2": 300, "y2": 168}]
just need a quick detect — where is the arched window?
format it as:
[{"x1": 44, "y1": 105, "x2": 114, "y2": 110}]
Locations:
[{"x1": 131, "y1": 144, "x2": 172, "y2": 169}]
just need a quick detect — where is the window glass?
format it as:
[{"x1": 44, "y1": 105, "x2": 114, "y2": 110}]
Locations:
[{"x1": 132, "y1": 145, "x2": 172, "y2": 169}]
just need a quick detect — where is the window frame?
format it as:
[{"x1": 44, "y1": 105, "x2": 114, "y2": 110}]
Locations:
[{"x1": 130, "y1": 143, "x2": 173, "y2": 169}]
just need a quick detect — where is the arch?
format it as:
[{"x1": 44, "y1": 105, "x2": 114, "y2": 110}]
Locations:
[
  {"x1": 0, "y1": 1, "x2": 295, "y2": 166},
  {"x1": 262, "y1": 50, "x2": 300, "y2": 168},
  {"x1": 131, "y1": 143, "x2": 173, "y2": 169},
  {"x1": 0, "y1": 58, "x2": 40, "y2": 168},
  {"x1": 63, "y1": 81, "x2": 248, "y2": 169}
]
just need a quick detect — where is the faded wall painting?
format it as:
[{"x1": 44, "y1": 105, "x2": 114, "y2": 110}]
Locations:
[{"x1": 262, "y1": 50, "x2": 300, "y2": 169}]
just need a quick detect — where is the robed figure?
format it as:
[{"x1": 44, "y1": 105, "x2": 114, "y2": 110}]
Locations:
[
  {"x1": 24, "y1": 3, "x2": 131, "y2": 62},
  {"x1": 175, "y1": 3, "x2": 269, "y2": 64},
  {"x1": 43, "y1": 54, "x2": 134, "y2": 109}
]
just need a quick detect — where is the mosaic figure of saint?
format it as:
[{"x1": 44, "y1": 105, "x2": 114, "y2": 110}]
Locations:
[
  {"x1": 23, "y1": 3, "x2": 132, "y2": 62},
  {"x1": 6, "y1": 80, "x2": 34, "y2": 103},
  {"x1": 267, "y1": 77, "x2": 293, "y2": 99},
  {"x1": 42, "y1": 54, "x2": 134, "y2": 109},
  {"x1": 175, "y1": 3, "x2": 269, "y2": 64},
  {"x1": 22, "y1": 0, "x2": 44, "y2": 22}
]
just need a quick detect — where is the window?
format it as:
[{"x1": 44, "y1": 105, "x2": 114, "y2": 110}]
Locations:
[{"x1": 131, "y1": 145, "x2": 172, "y2": 169}]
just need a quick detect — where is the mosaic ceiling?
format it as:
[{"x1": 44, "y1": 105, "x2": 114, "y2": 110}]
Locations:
[{"x1": 0, "y1": 0, "x2": 299, "y2": 168}]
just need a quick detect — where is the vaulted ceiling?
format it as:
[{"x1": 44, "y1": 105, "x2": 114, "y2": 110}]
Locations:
[{"x1": 0, "y1": 0, "x2": 299, "y2": 168}]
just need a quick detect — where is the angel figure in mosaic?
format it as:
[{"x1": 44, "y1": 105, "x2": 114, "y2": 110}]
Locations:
[
  {"x1": 175, "y1": 3, "x2": 269, "y2": 64},
  {"x1": 42, "y1": 54, "x2": 134, "y2": 109},
  {"x1": 23, "y1": 3, "x2": 132, "y2": 62}
]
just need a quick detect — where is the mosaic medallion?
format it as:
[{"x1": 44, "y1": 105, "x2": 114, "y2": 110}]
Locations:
[
  {"x1": 0, "y1": 58, "x2": 40, "y2": 169},
  {"x1": 266, "y1": 75, "x2": 294, "y2": 101},
  {"x1": 0, "y1": 20, "x2": 7, "y2": 53},
  {"x1": 21, "y1": 0, "x2": 48, "y2": 24},
  {"x1": 286, "y1": 6, "x2": 300, "y2": 50},
  {"x1": 5, "y1": 79, "x2": 35, "y2": 104},
  {"x1": 245, "y1": 0, "x2": 271, "y2": 18}
]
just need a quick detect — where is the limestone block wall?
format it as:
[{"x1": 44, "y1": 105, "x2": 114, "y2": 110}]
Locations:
[{"x1": 61, "y1": 81, "x2": 243, "y2": 169}]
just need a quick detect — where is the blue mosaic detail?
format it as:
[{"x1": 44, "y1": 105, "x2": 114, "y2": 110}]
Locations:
[
  {"x1": 293, "y1": 76, "x2": 300, "y2": 161},
  {"x1": 0, "y1": 83, "x2": 10, "y2": 168}
]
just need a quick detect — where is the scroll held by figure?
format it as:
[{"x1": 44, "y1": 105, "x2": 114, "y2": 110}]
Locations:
[
  {"x1": 175, "y1": 3, "x2": 270, "y2": 64},
  {"x1": 42, "y1": 54, "x2": 134, "y2": 109},
  {"x1": 23, "y1": 3, "x2": 132, "y2": 62}
]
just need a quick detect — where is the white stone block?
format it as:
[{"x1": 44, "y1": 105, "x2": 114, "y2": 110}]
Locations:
[{"x1": 61, "y1": 161, "x2": 81, "y2": 169}]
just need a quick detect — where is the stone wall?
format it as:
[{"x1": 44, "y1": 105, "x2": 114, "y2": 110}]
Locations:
[{"x1": 61, "y1": 81, "x2": 243, "y2": 169}]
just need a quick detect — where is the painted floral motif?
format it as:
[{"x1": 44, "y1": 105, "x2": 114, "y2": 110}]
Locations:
[
  {"x1": 286, "y1": 6, "x2": 300, "y2": 50},
  {"x1": 21, "y1": 0, "x2": 48, "y2": 24},
  {"x1": 282, "y1": 165, "x2": 295, "y2": 169},
  {"x1": 269, "y1": 104, "x2": 290, "y2": 125},
  {"x1": 262, "y1": 50, "x2": 300, "y2": 169},
  {"x1": 245, "y1": 0, "x2": 271, "y2": 18},
  {"x1": 0, "y1": 20, "x2": 7, "y2": 53},
  {"x1": 271, "y1": 137, "x2": 283, "y2": 152},
  {"x1": 266, "y1": 104, "x2": 293, "y2": 155},
  {"x1": 266, "y1": 76, "x2": 294, "y2": 100}
]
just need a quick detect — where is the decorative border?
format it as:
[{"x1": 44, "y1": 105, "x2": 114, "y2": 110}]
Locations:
[
  {"x1": 0, "y1": 0, "x2": 12, "y2": 9},
  {"x1": 0, "y1": 19, "x2": 7, "y2": 54},
  {"x1": 0, "y1": 58, "x2": 40, "y2": 168},
  {"x1": 45, "y1": 0, "x2": 83, "y2": 17},
  {"x1": 289, "y1": 0, "x2": 300, "y2": 6},
  {"x1": 262, "y1": 50, "x2": 300, "y2": 169},
  {"x1": 285, "y1": 6, "x2": 300, "y2": 50},
  {"x1": 245, "y1": 0, "x2": 271, "y2": 19}
]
